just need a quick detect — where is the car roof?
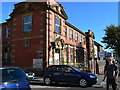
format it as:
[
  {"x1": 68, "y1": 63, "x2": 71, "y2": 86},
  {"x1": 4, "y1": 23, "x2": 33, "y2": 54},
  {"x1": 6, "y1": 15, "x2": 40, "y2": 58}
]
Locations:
[{"x1": 48, "y1": 65, "x2": 71, "y2": 67}]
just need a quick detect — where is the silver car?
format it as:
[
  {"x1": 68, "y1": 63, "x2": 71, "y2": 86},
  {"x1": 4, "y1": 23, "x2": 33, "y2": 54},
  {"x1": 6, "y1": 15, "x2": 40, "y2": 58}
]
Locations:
[{"x1": 25, "y1": 71, "x2": 35, "y2": 80}]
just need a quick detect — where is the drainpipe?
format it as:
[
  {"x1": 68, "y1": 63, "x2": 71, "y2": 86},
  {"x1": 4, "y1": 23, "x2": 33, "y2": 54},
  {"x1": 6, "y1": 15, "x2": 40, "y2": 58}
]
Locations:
[{"x1": 46, "y1": 0, "x2": 49, "y2": 67}]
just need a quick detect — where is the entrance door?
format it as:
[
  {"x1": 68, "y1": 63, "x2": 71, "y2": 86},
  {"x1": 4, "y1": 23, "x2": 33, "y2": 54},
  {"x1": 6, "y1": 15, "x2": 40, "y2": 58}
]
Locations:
[{"x1": 54, "y1": 49, "x2": 60, "y2": 65}]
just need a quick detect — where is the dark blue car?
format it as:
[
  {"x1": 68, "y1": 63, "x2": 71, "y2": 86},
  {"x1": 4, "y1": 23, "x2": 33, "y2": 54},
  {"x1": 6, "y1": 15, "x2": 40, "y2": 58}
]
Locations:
[
  {"x1": 0, "y1": 67, "x2": 31, "y2": 89},
  {"x1": 43, "y1": 65, "x2": 98, "y2": 87}
]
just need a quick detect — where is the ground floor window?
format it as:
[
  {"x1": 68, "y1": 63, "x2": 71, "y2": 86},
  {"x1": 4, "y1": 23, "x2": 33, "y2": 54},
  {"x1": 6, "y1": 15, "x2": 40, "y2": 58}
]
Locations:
[
  {"x1": 64, "y1": 48, "x2": 68, "y2": 65},
  {"x1": 3, "y1": 47, "x2": 11, "y2": 64},
  {"x1": 76, "y1": 48, "x2": 84, "y2": 64},
  {"x1": 70, "y1": 48, "x2": 74, "y2": 64}
]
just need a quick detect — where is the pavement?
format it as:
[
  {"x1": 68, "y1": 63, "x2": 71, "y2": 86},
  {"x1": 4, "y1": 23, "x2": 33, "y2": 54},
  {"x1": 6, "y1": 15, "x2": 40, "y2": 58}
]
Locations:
[{"x1": 93, "y1": 72, "x2": 105, "y2": 88}]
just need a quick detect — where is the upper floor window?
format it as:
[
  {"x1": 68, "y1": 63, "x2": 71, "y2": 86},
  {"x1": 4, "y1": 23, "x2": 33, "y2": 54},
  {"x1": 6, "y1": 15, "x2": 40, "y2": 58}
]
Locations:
[
  {"x1": 70, "y1": 29, "x2": 73, "y2": 40},
  {"x1": 80, "y1": 35, "x2": 82, "y2": 43},
  {"x1": 75, "y1": 32, "x2": 78, "y2": 41},
  {"x1": 56, "y1": 6, "x2": 58, "y2": 10},
  {"x1": 5, "y1": 28, "x2": 9, "y2": 38},
  {"x1": 23, "y1": 15, "x2": 32, "y2": 32},
  {"x1": 55, "y1": 17, "x2": 61, "y2": 33},
  {"x1": 70, "y1": 48, "x2": 74, "y2": 63},
  {"x1": 92, "y1": 40, "x2": 94, "y2": 46},
  {"x1": 84, "y1": 37, "x2": 86, "y2": 45},
  {"x1": 64, "y1": 26, "x2": 67, "y2": 38}
]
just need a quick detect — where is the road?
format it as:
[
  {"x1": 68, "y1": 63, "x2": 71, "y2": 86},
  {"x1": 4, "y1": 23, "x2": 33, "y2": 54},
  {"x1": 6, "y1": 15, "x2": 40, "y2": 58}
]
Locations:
[{"x1": 29, "y1": 75, "x2": 120, "y2": 90}]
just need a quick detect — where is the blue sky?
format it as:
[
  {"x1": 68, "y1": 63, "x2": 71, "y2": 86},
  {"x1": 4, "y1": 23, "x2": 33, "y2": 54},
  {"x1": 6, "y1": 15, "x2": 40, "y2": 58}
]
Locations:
[
  {"x1": 60, "y1": 2, "x2": 118, "y2": 51},
  {"x1": 1, "y1": 1, "x2": 119, "y2": 52}
]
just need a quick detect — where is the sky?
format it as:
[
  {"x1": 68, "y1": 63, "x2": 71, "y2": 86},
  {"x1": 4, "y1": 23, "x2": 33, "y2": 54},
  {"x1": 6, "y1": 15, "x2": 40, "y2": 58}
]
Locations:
[
  {"x1": 60, "y1": 2, "x2": 118, "y2": 52},
  {"x1": 0, "y1": 0, "x2": 119, "y2": 52}
]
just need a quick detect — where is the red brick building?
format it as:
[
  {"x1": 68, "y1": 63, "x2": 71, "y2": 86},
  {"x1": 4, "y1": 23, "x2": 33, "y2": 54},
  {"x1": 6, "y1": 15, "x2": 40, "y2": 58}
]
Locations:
[{"x1": 2, "y1": 1, "x2": 103, "y2": 74}]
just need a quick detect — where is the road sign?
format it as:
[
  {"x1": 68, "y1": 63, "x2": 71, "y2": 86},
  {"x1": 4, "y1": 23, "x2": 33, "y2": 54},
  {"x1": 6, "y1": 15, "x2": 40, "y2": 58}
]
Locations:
[{"x1": 99, "y1": 52, "x2": 105, "y2": 57}]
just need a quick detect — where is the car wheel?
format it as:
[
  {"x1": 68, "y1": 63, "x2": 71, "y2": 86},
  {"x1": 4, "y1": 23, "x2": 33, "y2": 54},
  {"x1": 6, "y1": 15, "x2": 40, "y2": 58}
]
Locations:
[
  {"x1": 79, "y1": 78, "x2": 88, "y2": 87},
  {"x1": 44, "y1": 77, "x2": 52, "y2": 85}
]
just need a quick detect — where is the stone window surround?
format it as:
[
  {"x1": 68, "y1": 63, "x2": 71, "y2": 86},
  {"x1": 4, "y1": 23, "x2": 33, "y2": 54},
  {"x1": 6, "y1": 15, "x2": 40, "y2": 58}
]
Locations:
[{"x1": 22, "y1": 13, "x2": 33, "y2": 32}]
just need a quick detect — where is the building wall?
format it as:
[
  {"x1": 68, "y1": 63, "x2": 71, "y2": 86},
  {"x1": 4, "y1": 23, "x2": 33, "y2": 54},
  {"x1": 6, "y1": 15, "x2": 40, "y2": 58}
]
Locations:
[
  {"x1": 46, "y1": 1, "x2": 87, "y2": 67},
  {"x1": 2, "y1": 22, "x2": 12, "y2": 65},
  {"x1": 94, "y1": 45, "x2": 98, "y2": 58},
  {"x1": 2, "y1": 1, "x2": 103, "y2": 74},
  {"x1": 94, "y1": 41, "x2": 103, "y2": 60},
  {"x1": 2, "y1": 2, "x2": 48, "y2": 68},
  {"x1": 85, "y1": 30, "x2": 95, "y2": 73},
  {"x1": 98, "y1": 45, "x2": 104, "y2": 60}
]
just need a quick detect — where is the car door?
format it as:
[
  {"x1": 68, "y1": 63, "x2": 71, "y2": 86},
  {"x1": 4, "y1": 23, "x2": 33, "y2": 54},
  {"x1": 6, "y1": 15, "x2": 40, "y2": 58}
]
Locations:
[
  {"x1": 51, "y1": 66, "x2": 64, "y2": 82},
  {"x1": 62, "y1": 66, "x2": 79, "y2": 83}
]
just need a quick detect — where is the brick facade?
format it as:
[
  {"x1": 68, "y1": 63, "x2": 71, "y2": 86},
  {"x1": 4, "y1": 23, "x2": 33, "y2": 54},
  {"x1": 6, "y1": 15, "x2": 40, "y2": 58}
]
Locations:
[{"x1": 2, "y1": 1, "x2": 103, "y2": 74}]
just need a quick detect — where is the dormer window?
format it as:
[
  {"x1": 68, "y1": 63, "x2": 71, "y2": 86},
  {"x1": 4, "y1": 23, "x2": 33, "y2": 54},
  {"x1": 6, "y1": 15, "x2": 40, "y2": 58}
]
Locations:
[
  {"x1": 55, "y1": 17, "x2": 61, "y2": 34},
  {"x1": 23, "y1": 15, "x2": 32, "y2": 32}
]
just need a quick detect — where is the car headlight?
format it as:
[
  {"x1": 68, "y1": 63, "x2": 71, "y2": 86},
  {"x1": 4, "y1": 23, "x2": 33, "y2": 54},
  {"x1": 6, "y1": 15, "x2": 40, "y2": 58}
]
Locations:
[
  {"x1": 26, "y1": 74, "x2": 28, "y2": 76},
  {"x1": 89, "y1": 75, "x2": 96, "y2": 78},
  {"x1": 33, "y1": 73, "x2": 35, "y2": 76},
  {"x1": 4, "y1": 82, "x2": 8, "y2": 85}
]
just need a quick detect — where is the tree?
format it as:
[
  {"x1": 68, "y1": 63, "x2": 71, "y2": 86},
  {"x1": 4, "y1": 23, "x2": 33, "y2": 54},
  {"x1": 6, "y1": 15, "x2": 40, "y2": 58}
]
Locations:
[{"x1": 102, "y1": 25, "x2": 120, "y2": 57}]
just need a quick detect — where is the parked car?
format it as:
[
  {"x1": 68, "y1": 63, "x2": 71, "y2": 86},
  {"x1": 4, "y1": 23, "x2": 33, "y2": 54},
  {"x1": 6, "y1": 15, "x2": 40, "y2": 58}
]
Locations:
[
  {"x1": 76, "y1": 65, "x2": 88, "y2": 71},
  {"x1": 43, "y1": 65, "x2": 98, "y2": 87},
  {"x1": 25, "y1": 71, "x2": 35, "y2": 80},
  {"x1": 0, "y1": 67, "x2": 31, "y2": 89}
]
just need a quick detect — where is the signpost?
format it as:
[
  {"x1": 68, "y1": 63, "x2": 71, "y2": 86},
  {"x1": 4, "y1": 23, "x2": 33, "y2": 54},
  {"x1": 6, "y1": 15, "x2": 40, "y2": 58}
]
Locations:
[
  {"x1": 33, "y1": 59, "x2": 43, "y2": 69},
  {"x1": 99, "y1": 52, "x2": 113, "y2": 58},
  {"x1": 99, "y1": 52, "x2": 105, "y2": 57}
]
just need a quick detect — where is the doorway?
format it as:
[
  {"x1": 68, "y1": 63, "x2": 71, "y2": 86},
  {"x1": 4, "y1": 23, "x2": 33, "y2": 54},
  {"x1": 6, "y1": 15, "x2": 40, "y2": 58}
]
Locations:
[{"x1": 54, "y1": 49, "x2": 60, "y2": 65}]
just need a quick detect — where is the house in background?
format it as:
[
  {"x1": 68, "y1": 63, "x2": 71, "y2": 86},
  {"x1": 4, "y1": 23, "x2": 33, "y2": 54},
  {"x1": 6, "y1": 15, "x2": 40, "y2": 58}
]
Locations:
[
  {"x1": 94, "y1": 41, "x2": 103, "y2": 60},
  {"x1": 2, "y1": 0, "x2": 104, "y2": 74},
  {"x1": 94, "y1": 41, "x2": 104, "y2": 74}
]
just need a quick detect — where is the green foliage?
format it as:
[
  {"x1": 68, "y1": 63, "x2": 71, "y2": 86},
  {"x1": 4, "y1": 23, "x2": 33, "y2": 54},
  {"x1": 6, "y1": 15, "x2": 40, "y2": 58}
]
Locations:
[{"x1": 102, "y1": 25, "x2": 120, "y2": 57}]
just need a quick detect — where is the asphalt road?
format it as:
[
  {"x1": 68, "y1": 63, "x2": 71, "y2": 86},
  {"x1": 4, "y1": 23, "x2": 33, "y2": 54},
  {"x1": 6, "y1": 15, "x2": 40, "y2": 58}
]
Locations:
[{"x1": 29, "y1": 75, "x2": 120, "y2": 90}]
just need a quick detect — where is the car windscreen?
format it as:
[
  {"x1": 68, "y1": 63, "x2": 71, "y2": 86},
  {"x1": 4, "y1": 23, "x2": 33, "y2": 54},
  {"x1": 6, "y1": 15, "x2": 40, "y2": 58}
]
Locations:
[
  {"x1": 1, "y1": 68, "x2": 27, "y2": 83},
  {"x1": 70, "y1": 66, "x2": 81, "y2": 72}
]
